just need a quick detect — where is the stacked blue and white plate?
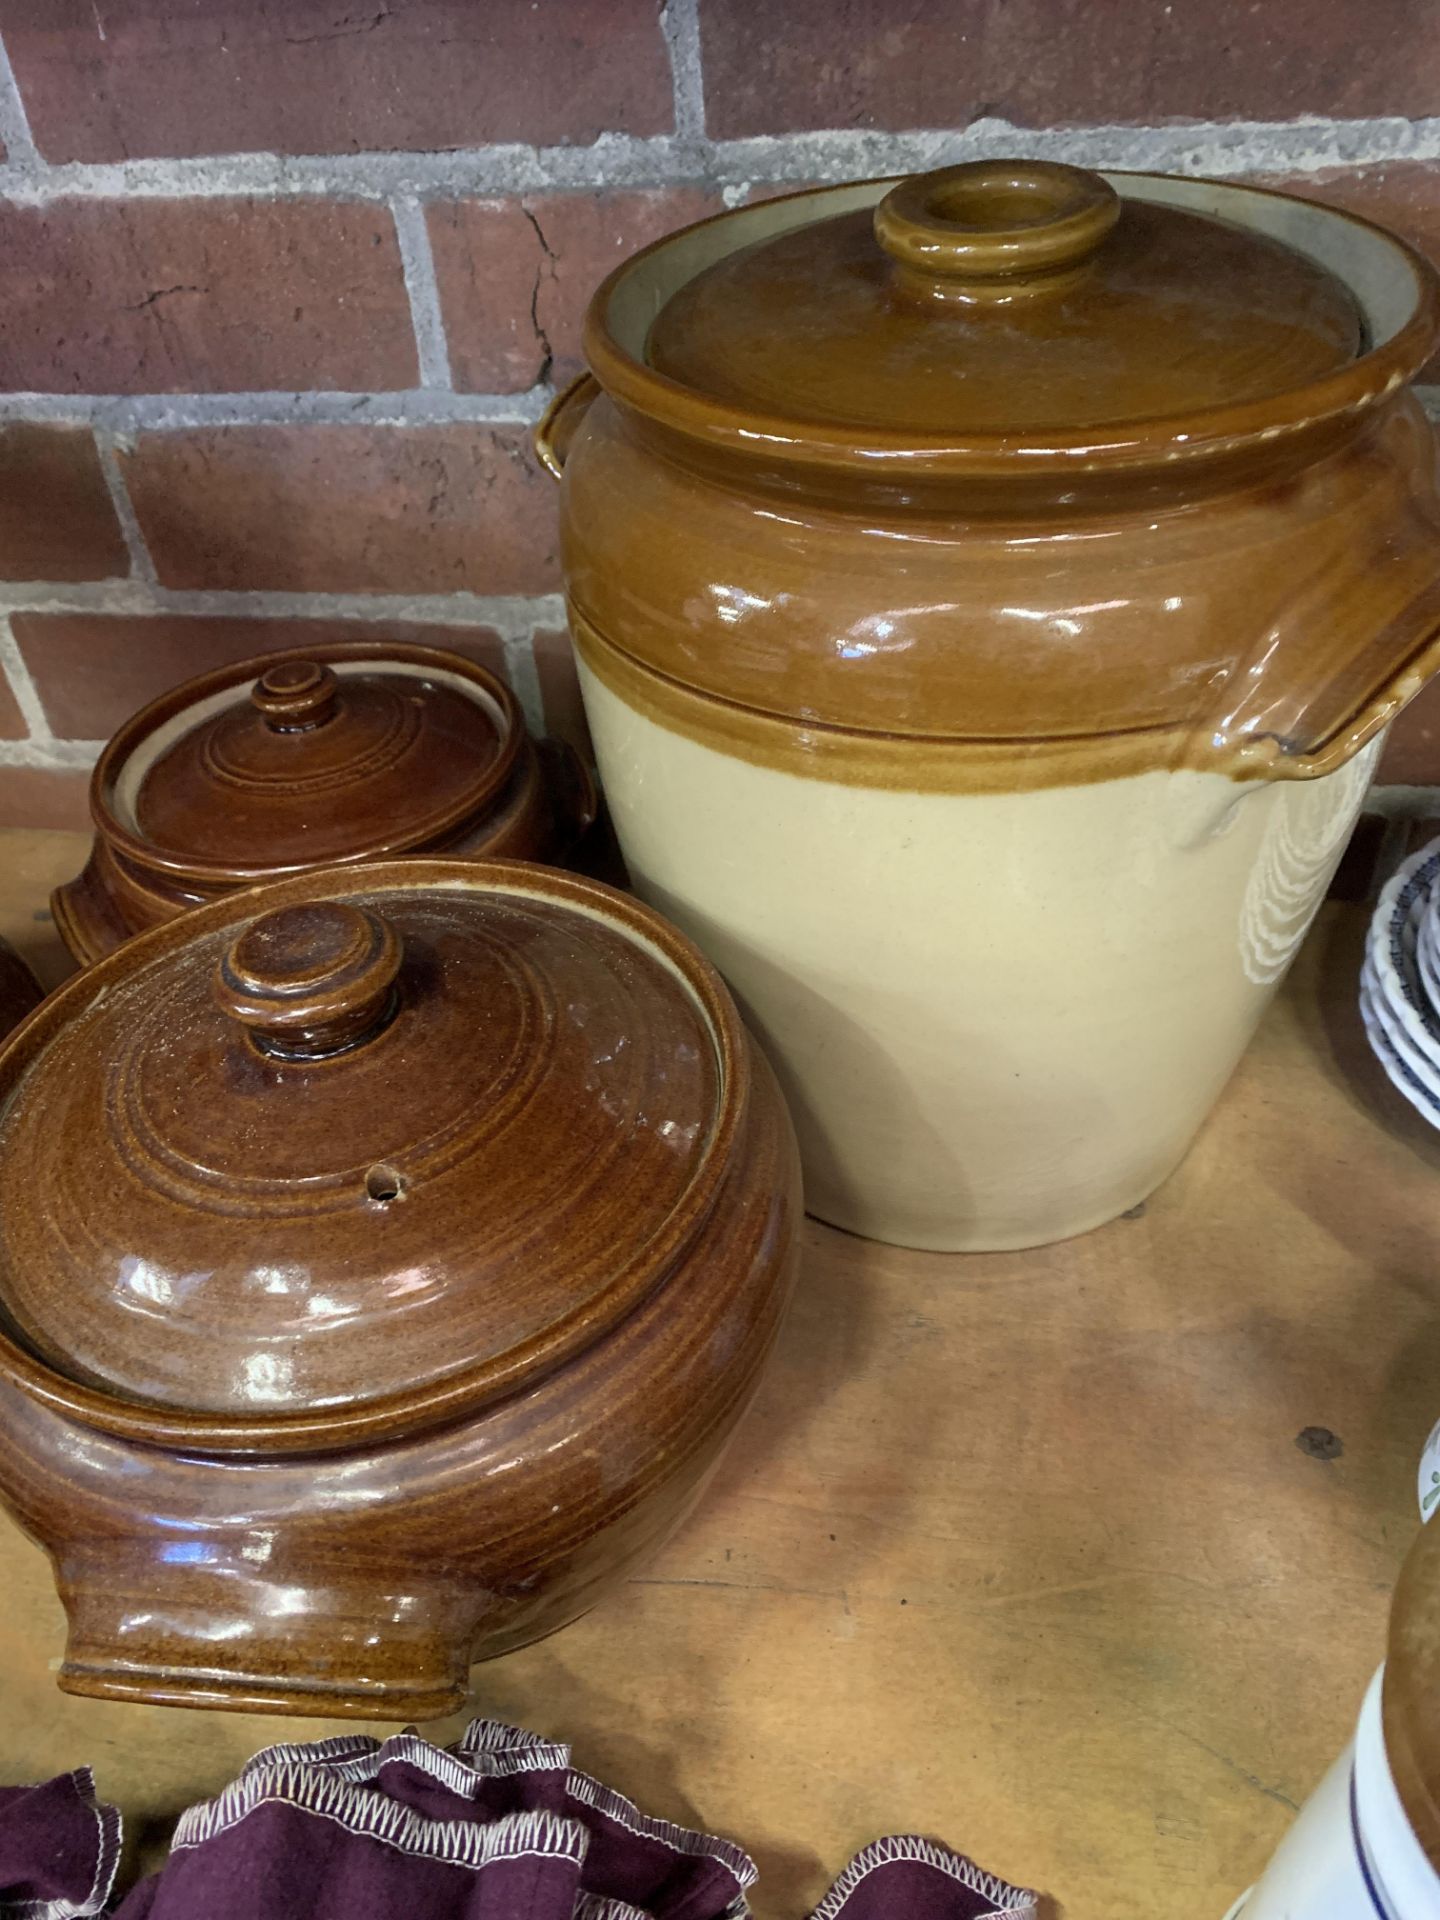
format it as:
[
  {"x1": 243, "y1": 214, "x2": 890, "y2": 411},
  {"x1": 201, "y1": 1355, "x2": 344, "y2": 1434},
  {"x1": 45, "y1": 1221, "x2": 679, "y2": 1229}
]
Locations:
[{"x1": 1361, "y1": 836, "x2": 1440, "y2": 1129}]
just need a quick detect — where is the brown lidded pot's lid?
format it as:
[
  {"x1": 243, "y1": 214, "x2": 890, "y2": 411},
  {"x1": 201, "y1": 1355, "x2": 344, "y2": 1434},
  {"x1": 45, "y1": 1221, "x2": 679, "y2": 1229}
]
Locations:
[
  {"x1": 0, "y1": 860, "x2": 744, "y2": 1456},
  {"x1": 647, "y1": 160, "x2": 1365, "y2": 435},
  {"x1": 586, "y1": 158, "x2": 1440, "y2": 477},
  {"x1": 561, "y1": 160, "x2": 1440, "y2": 787},
  {"x1": 1385, "y1": 1512, "x2": 1440, "y2": 1869},
  {"x1": 98, "y1": 642, "x2": 524, "y2": 882}
]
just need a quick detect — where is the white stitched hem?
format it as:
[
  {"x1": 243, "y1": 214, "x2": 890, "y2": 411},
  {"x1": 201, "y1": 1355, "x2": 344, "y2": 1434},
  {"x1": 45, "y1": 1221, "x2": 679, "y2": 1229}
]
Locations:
[
  {"x1": 5, "y1": 1770, "x2": 121, "y2": 1920},
  {"x1": 173, "y1": 1767, "x2": 586, "y2": 1879},
  {"x1": 808, "y1": 1835, "x2": 1037, "y2": 1920}
]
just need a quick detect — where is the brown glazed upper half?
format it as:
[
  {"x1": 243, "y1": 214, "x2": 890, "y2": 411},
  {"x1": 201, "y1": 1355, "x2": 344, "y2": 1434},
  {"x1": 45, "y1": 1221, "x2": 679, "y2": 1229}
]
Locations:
[
  {"x1": 0, "y1": 858, "x2": 800, "y2": 1715},
  {"x1": 53, "y1": 640, "x2": 598, "y2": 964},
  {"x1": 538, "y1": 163, "x2": 1440, "y2": 791}
]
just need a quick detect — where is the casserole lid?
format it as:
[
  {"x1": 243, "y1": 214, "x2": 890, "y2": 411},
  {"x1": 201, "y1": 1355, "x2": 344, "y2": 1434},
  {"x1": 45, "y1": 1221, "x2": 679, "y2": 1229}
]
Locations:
[
  {"x1": 0, "y1": 861, "x2": 739, "y2": 1453},
  {"x1": 644, "y1": 160, "x2": 1365, "y2": 434},
  {"x1": 96, "y1": 642, "x2": 524, "y2": 882}
]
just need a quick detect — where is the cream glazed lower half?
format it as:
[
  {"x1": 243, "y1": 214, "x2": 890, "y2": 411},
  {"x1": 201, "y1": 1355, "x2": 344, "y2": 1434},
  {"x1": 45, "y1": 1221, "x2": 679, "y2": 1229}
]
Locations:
[{"x1": 580, "y1": 663, "x2": 1380, "y2": 1251}]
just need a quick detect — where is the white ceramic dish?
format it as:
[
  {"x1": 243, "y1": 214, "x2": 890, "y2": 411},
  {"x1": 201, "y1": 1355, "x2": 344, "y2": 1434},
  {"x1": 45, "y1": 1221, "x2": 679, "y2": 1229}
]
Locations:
[
  {"x1": 1361, "y1": 952, "x2": 1440, "y2": 1109},
  {"x1": 1362, "y1": 837, "x2": 1440, "y2": 1128},
  {"x1": 1230, "y1": 1670, "x2": 1440, "y2": 1920},
  {"x1": 1415, "y1": 881, "x2": 1440, "y2": 1009},
  {"x1": 1400, "y1": 880, "x2": 1440, "y2": 1041},
  {"x1": 1360, "y1": 972, "x2": 1440, "y2": 1125},
  {"x1": 1369, "y1": 841, "x2": 1440, "y2": 1045}
]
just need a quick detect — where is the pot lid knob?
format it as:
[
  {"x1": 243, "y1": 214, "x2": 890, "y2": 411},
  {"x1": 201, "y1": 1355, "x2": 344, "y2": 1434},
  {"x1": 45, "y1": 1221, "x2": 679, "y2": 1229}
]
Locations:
[
  {"x1": 874, "y1": 160, "x2": 1120, "y2": 301},
  {"x1": 214, "y1": 901, "x2": 402, "y2": 1060},
  {"x1": 249, "y1": 659, "x2": 341, "y2": 732}
]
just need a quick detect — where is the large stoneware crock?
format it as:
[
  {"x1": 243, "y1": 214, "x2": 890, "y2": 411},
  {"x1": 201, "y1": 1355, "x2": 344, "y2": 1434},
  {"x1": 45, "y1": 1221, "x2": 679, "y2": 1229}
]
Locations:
[
  {"x1": 53, "y1": 640, "x2": 597, "y2": 965},
  {"x1": 539, "y1": 160, "x2": 1440, "y2": 1251},
  {"x1": 0, "y1": 859, "x2": 800, "y2": 1718}
]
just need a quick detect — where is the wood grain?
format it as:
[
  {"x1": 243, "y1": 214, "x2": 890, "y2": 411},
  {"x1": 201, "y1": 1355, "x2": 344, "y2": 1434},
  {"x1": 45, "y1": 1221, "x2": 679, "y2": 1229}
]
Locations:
[{"x1": 0, "y1": 828, "x2": 1432, "y2": 1919}]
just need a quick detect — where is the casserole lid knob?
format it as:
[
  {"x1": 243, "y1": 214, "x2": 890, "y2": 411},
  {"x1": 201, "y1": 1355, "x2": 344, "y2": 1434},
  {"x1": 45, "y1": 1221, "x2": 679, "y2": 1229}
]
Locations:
[
  {"x1": 214, "y1": 901, "x2": 402, "y2": 1060},
  {"x1": 248, "y1": 659, "x2": 342, "y2": 732},
  {"x1": 873, "y1": 160, "x2": 1120, "y2": 301}
]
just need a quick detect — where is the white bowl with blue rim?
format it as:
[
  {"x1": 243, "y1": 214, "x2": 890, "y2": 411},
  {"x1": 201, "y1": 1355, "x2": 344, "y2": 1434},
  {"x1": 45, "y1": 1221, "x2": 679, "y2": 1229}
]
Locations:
[{"x1": 1362, "y1": 837, "x2": 1440, "y2": 1129}]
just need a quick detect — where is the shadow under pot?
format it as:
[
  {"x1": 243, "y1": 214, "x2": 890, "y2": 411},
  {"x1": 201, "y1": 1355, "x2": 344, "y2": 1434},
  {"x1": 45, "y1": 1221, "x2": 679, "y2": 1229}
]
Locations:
[
  {"x1": 541, "y1": 158, "x2": 1440, "y2": 1252},
  {"x1": 0, "y1": 939, "x2": 40, "y2": 1041},
  {"x1": 0, "y1": 859, "x2": 801, "y2": 1719},
  {"x1": 52, "y1": 641, "x2": 599, "y2": 965}
]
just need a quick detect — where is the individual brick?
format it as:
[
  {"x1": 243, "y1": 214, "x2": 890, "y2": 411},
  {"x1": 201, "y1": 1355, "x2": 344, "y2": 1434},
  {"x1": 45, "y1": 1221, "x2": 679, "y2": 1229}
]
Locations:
[
  {"x1": 0, "y1": 425, "x2": 128, "y2": 581},
  {"x1": 0, "y1": 199, "x2": 417, "y2": 394},
  {"x1": 699, "y1": 0, "x2": 1440, "y2": 137},
  {"x1": 0, "y1": 765, "x2": 91, "y2": 831},
  {"x1": 532, "y1": 625, "x2": 593, "y2": 760},
  {"x1": 3, "y1": 0, "x2": 672, "y2": 161},
  {"x1": 12, "y1": 614, "x2": 510, "y2": 740},
  {"x1": 0, "y1": 670, "x2": 25, "y2": 740},
  {"x1": 120, "y1": 426, "x2": 560, "y2": 595},
  {"x1": 428, "y1": 189, "x2": 723, "y2": 393}
]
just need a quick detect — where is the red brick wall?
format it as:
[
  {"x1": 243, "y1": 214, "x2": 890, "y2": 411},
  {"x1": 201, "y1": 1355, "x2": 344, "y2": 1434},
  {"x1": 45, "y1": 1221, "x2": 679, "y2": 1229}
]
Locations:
[{"x1": 0, "y1": 0, "x2": 1437, "y2": 825}]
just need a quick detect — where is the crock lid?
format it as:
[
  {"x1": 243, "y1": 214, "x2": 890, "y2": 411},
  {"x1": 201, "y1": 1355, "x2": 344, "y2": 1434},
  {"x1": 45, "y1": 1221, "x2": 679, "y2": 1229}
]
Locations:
[
  {"x1": 645, "y1": 160, "x2": 1364, "y2": 434},
  {"x1": 0, "y1": 861, "x2": 742, "y2": 1453},
  {"x1": 97, "y1": 642, "x2": 523, "y2": 882}
]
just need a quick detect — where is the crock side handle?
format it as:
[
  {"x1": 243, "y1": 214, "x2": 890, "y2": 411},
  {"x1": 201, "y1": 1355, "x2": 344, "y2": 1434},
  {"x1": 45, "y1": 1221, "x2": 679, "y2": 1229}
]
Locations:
[
  {"x1": 1224, "y1": 610, "x2": 1440, "y2": 783},
  {"x1": 535, "y1": 373, "x2": 600, "y2": 482}
]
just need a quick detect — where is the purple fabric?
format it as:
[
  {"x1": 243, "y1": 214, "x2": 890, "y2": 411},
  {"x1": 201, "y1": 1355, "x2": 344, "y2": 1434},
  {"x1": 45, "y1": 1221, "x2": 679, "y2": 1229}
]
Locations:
[
  {"x1": 0, "y1": 1768, "x2": 120, "y2": 1917},
  {"x1": 0, "y1": 1722, "x2": 1035, "y2": 1920}
]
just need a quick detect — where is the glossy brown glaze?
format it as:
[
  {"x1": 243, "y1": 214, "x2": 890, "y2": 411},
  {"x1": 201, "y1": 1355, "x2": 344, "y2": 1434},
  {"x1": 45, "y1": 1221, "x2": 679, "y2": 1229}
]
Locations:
[
  {"x1": 650, "y1": 164, "x2": 1362, "y2": 430},
  {"x1": 0, "y1": 859, "x2": 801, "y2": 1715},
  {"x1": 53, "y1": 641, "x2": 599, "y2": 963},
  {"x1": 0, "y1": 936, "x2": 41, "y2": 1041},
  {"x1": 543, "y1": 165, "x2": 1440, "y2": 792},
  {"x1": 1382, "y1": 1517, "x2": 1440, "y2": 1869}
]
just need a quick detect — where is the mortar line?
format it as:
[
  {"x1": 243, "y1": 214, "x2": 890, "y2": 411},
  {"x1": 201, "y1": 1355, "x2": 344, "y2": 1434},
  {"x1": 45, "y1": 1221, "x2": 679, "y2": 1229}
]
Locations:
[
  {"x1": 0, "y1": 115, "x2": 1436, "y2": 202},
  {"x1": 390, "y1": 196, "x2": 454, "y2": 390},
  {"x1": 0, "y1": 737, "x2": 106, "y2": 769},
  {"x1": 0, "y1": 580, "x2": 567, "y2": 626},
  {"x1": 661, "y1": 0, "x2": 707, "y2": 144},
  {"x1": 92, "y1": 429, "x2": 157, "y2": 584},
  {"x1": 502, "y1": 626, "x2": 546, "y2": 735},
  {"x1": 0, "y1": 389, "x2": 547, "y2": 428},
  {"x1": 0, "y1": 613, "x2": 57, "y2": 744},
  {"x1": 0, "y1": 29, "x2": 40, "y2": 169}
]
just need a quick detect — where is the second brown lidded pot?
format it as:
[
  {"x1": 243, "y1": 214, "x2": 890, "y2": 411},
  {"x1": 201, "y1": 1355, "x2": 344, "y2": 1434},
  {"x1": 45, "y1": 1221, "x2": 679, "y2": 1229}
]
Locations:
[
  {"x1": 0, "y1": 858, "x2": 800, "y2": 1718},
  {"x1": 52, "y1": 640, "x2": 598, "y2": 964}
]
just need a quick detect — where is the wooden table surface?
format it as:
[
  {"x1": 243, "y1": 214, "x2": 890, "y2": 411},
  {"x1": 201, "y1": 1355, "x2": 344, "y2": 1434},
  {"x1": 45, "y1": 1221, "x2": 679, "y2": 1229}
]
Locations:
[{"x1": 0, "y1": 828, "x2": 1437, "y2": 1920}]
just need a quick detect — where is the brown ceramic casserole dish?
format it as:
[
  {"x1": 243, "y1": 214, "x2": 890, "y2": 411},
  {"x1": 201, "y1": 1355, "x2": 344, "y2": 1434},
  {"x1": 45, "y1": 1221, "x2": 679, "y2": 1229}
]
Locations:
[
  {"x1": 53, "y1": 640, "x2": 598, "y2": 964},
  {"x1": 0, "y1": 858, "x2": 800, "y2": 1718},
  {"x1": 539, "y1": 159, "x2": 1440, "y2": 1252}
]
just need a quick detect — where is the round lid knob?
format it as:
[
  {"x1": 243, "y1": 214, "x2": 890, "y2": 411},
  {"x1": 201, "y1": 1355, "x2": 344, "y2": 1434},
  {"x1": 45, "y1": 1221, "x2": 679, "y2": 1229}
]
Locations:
[
  {"x1": 214, "y1": 901, "x2": 402, "y2": 1059},
  {"x1": 874, "y1": 161, "x2": 1120, "y2": 301},
  {"x1": 249, "y1": 659, "x2": 341, "y2": 732}
]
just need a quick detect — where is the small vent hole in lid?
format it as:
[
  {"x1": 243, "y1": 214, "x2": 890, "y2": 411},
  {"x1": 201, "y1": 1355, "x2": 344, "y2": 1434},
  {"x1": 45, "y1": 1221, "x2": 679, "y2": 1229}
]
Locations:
[{"x1": 365, "y1": 1164, "x2": 405, "y2": 1206}]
